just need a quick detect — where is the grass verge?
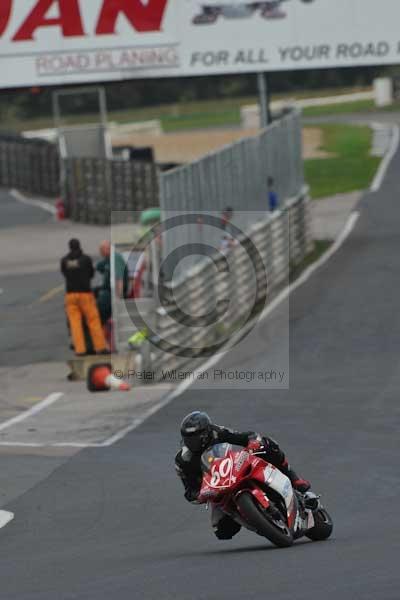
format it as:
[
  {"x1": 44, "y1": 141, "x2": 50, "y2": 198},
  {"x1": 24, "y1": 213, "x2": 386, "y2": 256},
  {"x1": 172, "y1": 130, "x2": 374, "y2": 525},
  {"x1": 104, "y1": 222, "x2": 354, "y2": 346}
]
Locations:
[
  {"x1": 302, "y1": 99, "x2": 374, "y2": 117},
  {"x1": 304, "y1": 124, "x2": 381, "y2": 199}
]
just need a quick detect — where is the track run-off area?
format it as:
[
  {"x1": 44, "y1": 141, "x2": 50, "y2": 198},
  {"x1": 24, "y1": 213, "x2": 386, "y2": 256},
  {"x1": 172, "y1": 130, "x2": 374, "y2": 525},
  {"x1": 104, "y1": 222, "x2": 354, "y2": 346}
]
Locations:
[{"x1": 1, "y1": 125, "x2": 400, "y2": 599}]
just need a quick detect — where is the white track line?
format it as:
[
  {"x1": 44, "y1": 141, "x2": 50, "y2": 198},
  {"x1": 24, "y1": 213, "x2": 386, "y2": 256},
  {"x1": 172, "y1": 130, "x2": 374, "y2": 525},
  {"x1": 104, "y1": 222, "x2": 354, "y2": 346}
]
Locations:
[
  {"x1": 0, "y1": 393, "x2": 170, "y2": 448},
  {"x1": 0, "y1": 510, "x2": 14, "y2": 530},
  {"x1": 165, "y1": 210, "x2": 360, "y2": 402},
  {"x1": 0, "y1": 394, "x2": 63, "y2": 527},
  {"x1": 0, "y1": 393, "x2": 63, "y2": 433},
  {"x1": 0, "y1": 441, "x2": 97, "y2": 448},
  {"x1": 10, "y1": 188, "x2": 57, "y2": 216},
  {"x1": 370, "y1": 124, "x2": 400, "y2": 192}
]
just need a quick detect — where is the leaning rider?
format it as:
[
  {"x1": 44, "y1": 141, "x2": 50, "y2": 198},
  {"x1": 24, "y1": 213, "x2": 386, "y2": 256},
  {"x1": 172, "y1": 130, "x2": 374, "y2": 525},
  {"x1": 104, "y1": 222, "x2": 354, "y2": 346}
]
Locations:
[{"x1": 175, "y1": 411, "x2": 311, "y2": 540}]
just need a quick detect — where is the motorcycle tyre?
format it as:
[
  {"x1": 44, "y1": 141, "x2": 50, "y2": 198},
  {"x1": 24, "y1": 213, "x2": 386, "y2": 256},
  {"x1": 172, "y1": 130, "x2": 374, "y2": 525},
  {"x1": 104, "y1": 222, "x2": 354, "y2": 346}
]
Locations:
[
  {"x1": 305, "y1": 507, "x2": 333, "y2": 541},
  {"x1": 236, "y1": 492, "x2": 294, "y2": 548}
]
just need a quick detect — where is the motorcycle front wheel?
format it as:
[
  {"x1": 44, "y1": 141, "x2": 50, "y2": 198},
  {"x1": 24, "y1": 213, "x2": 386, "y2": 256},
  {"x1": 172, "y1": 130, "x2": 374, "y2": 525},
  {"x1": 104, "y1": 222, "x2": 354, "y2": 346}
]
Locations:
[
  {"x1": 305, "y1": 507, "x2": 333, "y2": 541},
  {"x1": 236, "y1": 492, "x2": 293, "y2": 548}
]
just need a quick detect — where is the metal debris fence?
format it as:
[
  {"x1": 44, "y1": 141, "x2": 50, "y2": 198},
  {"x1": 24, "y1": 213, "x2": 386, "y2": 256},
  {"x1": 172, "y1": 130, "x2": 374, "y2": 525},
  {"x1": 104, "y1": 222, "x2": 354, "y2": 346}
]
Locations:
[
  {"x1": 159, "y1": 109, "x2": 304, "y2": 272},
  {"x1": 0, "y1": 134, "x2": 59, "y2": 197},
  {"x1": 62, "y1": 157, "x2": 159, "y2": 224}
]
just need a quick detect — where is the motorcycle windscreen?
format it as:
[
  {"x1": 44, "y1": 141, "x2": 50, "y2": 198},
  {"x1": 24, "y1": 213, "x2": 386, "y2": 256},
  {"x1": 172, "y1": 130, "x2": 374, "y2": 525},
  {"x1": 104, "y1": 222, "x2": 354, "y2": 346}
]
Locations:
[{"x1": 201, "y1": 443, "x2": 243, "y2": 473}]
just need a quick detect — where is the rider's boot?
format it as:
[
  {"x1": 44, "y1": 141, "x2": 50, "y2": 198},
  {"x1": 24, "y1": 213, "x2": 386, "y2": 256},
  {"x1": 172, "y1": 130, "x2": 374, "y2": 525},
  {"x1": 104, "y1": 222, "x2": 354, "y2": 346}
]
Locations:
[
  {"x1": 292, "y1": 477, "x2": 312, "y2": 493},
  {"x1": 281, "y1": 461, "x2": 311, "y2": 493},
  {"x1": 286, "y1": 466, "x2": 319, "y2": 511}
]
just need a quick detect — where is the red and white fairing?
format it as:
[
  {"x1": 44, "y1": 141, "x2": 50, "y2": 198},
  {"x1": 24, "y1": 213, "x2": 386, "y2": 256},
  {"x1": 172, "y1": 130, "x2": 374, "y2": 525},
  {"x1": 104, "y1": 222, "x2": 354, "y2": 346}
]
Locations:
[{"x1": 199, "y1": 443, "x2": 315, "y2": 536}]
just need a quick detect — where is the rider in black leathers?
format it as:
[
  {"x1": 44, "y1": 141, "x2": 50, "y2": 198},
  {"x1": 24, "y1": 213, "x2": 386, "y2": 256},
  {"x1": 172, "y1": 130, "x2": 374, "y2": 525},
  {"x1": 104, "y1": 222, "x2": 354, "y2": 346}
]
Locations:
[{"x1": 175, "y1": 411, "x2": 311, "y2": 540}]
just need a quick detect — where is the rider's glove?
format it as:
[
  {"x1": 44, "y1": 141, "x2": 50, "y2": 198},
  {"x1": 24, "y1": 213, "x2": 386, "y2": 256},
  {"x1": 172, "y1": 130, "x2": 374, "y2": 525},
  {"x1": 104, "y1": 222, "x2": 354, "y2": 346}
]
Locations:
[{"x1": 247, "y1": 439, "x2": 262, "y2": 453}]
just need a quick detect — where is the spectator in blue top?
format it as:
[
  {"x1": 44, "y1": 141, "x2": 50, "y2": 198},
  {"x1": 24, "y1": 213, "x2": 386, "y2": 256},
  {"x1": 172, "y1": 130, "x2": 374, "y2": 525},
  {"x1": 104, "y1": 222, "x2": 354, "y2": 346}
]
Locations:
[{"x1": 268, "y1": 176, "x2": 279, "y2": 212}]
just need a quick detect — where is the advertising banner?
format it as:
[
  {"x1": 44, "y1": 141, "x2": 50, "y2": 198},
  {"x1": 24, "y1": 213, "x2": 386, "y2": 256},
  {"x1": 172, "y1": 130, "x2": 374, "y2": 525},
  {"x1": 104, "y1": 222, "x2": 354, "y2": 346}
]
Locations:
[{"x1": 0, "y1": 0, "x2": 399, "y2": 88}]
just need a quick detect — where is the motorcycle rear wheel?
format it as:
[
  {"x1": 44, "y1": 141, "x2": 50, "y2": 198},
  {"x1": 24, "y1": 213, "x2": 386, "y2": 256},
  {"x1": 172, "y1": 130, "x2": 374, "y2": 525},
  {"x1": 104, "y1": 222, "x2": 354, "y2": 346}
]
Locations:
[
  {"x1": 305, "y1": 508, "x2": 333, "y2": 541},
  {"x1": 236, "y1": 492, "x2": 293, "y2": 548}
]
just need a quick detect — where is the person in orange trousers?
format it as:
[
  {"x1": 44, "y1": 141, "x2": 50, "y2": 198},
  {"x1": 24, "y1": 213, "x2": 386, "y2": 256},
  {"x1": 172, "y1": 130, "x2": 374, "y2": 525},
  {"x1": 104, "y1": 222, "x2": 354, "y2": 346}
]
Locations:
[{"x1": 61, "y1": 239, "x2": 108, "y2": 356}]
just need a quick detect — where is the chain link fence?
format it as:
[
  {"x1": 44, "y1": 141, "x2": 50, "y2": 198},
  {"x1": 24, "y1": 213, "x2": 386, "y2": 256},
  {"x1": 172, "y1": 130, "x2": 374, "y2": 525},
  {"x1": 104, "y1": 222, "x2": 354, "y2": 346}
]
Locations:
[{"x1": 159, "y1": 109, "x2": 303, "y2": 275}]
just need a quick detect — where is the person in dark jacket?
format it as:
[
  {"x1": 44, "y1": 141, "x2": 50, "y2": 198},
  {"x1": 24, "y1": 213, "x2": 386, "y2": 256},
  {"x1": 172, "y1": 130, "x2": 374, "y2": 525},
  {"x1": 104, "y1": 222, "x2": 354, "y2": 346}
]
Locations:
[
  {"x1": 175, "y1": 411, "x2": 311, "y2": 540},
  {"x1": 61, "y1": 239, "x2": 107, "y2": 356}
]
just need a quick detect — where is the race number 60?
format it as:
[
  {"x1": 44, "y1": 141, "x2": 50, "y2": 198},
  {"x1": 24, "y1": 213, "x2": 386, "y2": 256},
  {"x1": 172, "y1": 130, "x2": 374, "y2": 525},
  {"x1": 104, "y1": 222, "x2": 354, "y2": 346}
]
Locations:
[{"x1": 210, "y1": 458, "x2": 232, "y2": 487}]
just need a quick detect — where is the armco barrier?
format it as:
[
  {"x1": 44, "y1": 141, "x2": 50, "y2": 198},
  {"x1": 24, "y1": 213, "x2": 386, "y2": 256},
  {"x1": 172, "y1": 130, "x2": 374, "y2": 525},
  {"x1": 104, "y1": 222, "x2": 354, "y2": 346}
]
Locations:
[
  {"x1": 0, "y1": 134, "x2": 60, "y2": 197},
  {"x1": 149, "y1": 189, "x2": 312, "y2": 378}
]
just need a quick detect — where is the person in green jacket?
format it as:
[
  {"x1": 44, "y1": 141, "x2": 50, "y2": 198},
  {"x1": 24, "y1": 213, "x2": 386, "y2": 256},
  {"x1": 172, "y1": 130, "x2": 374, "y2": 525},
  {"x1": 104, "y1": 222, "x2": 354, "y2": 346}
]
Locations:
[{"x1": 96, "y1": 240, "x2": 129, "y2": 323}]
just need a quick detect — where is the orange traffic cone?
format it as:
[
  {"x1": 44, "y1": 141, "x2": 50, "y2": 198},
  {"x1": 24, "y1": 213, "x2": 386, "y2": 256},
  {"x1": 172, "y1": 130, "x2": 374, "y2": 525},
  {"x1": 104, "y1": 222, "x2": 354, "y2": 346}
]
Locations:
[{"x1": 87, "y1": 363, "x2": 130, "y2": 392}]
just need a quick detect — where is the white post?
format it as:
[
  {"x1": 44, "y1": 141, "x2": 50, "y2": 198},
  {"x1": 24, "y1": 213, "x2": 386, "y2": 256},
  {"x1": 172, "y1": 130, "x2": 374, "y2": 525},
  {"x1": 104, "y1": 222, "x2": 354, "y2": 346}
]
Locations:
[{"x1": 373, "y1": 78, "x2": 393, "y2": 107}]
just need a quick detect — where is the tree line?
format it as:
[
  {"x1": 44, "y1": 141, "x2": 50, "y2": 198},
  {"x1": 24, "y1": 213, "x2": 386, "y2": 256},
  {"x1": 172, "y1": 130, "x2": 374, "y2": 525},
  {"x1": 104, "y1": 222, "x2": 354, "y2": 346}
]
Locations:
[{"x1": 0, "y1": 66, "x2": 393, "y2": 123}]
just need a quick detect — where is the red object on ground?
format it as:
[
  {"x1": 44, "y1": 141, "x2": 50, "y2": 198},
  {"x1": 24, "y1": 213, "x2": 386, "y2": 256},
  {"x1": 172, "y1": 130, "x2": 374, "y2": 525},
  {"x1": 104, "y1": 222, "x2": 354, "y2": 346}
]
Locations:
[
  {"x1": 87, "y1": 363, "x2": 130, "y2": 392},
  {"x1": 55, "y1": 198, "x2": 65, "y2": 220}
]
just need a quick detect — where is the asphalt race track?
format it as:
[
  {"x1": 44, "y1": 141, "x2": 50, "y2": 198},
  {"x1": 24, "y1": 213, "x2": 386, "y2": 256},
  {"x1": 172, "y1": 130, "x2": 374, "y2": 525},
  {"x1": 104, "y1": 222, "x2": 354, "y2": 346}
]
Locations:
[
  {"x1": 0, "y1": 190, "x2": 53, "y2": 229},
  {"x1": 1, "y1": 141, "x2": 400, "y2": 599}
]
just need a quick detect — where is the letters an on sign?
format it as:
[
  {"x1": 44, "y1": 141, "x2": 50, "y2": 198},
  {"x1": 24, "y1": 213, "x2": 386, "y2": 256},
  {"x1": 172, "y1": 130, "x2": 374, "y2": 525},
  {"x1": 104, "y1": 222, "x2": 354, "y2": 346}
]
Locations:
[{"x1": 0, "y1": 0, "x2": 168, "y2": 41}]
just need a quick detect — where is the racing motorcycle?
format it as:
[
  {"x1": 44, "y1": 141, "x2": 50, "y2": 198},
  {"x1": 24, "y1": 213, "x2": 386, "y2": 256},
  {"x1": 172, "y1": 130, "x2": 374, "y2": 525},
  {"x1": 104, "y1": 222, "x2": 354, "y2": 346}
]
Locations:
[
  {"x1": 198, "y1": 442, "x2": 333, "y2": 548},
  {"x1": 191, "y1": 0, "x2": 315, "y2": 25}
]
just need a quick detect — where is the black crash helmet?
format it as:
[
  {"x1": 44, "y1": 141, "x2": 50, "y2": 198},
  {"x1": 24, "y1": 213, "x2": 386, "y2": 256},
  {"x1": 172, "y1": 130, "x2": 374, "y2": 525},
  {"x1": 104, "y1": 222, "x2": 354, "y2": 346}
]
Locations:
[{"x1": 180, "y1": 411, "x2": 213, "y2": 453}]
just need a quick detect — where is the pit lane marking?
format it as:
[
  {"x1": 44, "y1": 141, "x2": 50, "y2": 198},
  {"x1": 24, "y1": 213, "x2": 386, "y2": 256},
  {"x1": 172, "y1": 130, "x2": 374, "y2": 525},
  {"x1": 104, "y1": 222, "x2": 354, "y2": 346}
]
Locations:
[
  {"x1": 0, "y1": 392, "x2": 64, "y2": 433},
  {"x1": 0, "y1": 510, "x2": 14, "y2": 531},
  {"x1": 10, "y1": 189, "x2": 57, "y2": 216},
  {"x1": 38, "y1": 285, "x2": 64, "y2": 303}
]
